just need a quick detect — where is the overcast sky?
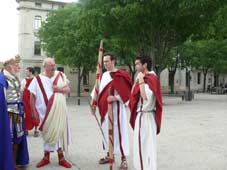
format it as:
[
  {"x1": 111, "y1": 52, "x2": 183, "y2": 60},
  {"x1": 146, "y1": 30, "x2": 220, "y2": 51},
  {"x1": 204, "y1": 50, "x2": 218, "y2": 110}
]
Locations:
[{"x1": 0, "y1": 0, "x2": 77, "y2": 62}]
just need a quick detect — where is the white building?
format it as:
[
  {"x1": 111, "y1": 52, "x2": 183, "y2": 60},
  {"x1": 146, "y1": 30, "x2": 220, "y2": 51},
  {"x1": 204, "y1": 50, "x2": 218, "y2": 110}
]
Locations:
[{"x1": 16, "y1": 0, "x2": 80, "y2": 96}]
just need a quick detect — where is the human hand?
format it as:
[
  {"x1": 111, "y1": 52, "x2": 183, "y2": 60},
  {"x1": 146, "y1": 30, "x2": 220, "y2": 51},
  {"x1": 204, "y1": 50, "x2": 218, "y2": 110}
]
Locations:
[
  {"x1": 137, "y1": 72, "x2": 145, "y2": 82},
  {"x1": 53, "y1": 85, "x2": 62, "y2": 93},
  {"x1": 107, "y1": 95, "x2": 117, "y2": 103},
  {"x1": 90, "y1": 99, "x2": 97, "y2": 115},
  {"x1": 90, "y1": 105, "x2": 96, "y2": 115}
]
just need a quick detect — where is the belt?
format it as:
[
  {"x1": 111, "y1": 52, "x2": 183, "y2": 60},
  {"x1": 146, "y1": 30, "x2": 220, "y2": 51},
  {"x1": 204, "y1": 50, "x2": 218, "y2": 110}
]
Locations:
[
  {"x1": 8, "y1": 112, "x2": 24, "y2": 123},
  {"x1": 7, "y1": 100, "x2": 24, "y2": 116}
]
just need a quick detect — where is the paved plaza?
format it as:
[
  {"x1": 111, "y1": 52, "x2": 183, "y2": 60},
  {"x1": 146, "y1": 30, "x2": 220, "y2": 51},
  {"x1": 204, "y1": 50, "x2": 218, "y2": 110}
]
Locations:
[{"x1": 24, "y1": 93, "x2": 227, "y2": 170}]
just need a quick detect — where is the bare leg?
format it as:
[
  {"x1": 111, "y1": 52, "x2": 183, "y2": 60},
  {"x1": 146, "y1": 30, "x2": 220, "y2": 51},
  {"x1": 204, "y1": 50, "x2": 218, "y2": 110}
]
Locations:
[
  {"x1": 13, "y1": 144, "x2": 21, "y2": 170},
  {"x1": 33, "y1": 126, "x2": 39, "y2": 137}
]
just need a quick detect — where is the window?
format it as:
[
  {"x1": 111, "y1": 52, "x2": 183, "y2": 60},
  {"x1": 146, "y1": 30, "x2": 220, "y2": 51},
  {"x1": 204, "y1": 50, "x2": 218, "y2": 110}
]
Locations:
[
  {"x1": 35, "y1": 2, "x2": 42, "y2": 8},
  {"x1": 34, "y1": 41, "x2": 41, "y2": 55},
  {"x1": 34, "y1": 16, "x2": 42, "y2": 30},
  {"x1": 197, "y1": 72, "x2": 201, "y2": 84},
  {"x1": 34, "y1": 66, "x2": 41, "y2": 75}
]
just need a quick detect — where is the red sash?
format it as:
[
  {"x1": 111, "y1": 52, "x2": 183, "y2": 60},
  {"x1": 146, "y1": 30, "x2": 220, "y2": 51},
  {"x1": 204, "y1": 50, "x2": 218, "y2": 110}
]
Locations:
[{"x1": 97, "y1": 81, "x2": 113, "y2": 124}]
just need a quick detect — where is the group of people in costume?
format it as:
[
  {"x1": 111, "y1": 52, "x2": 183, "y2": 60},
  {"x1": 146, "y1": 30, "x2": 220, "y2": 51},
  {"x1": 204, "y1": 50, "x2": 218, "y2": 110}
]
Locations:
[
  {"x1": 0, "y1": 56, "x2": 72, "y2": 170},
  {"x1": 0, "y1": 51, "x2": 162, "y2": 170},
  {"x1": 90, "y1": 52, "x2": 163, "y2": 170}
]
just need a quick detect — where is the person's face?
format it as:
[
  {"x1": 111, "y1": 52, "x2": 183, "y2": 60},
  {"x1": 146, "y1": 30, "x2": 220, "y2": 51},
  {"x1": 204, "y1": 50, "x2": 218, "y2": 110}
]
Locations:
[
  {"x1": 12, "y1": 63, "x2": 21, "y2": 73},
  {"x1": 135, "y1": 59, "x2": 144, "y2": 73},
  {"x1": 44, "y1": 60, "x2": 56, "y2": 76},
  {"x1": 25, "y1": 69, "x2": 32, "y2": 77},
  {"x1": 103, "y1": 55, "x2": 115, "y2": 71}
]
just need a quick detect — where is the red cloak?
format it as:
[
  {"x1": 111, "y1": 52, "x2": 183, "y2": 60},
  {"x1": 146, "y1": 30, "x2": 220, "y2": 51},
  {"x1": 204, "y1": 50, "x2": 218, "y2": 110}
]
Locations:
[
  {"x1": 129, "y1": 73, "x2": 163, "y2": 134},
  {"x1": 98, "y1": 70, "x2": 132, "y2": 124},
  {"x1": 22, "y1": 78, "x2": 40, "y2": 130}
]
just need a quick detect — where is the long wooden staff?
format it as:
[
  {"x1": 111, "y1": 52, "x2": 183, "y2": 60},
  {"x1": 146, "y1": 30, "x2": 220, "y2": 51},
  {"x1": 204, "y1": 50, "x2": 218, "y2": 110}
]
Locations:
[
  {"x1": 108, "y1": 87, "x2": 114, "y2": 170},
  {"x1": 90, "y1": 40, "x2": 107, "y2": 146},
  {"x1": 90, "y1": 40, "x2": 103, "y2": 128},
  {"x1": 92, "y1": 40, "x2": 103, "y2": 104}
]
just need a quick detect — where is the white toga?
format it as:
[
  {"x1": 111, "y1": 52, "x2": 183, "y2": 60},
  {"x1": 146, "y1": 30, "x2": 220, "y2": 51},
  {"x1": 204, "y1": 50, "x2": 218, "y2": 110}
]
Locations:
[
  {"x1": 28, "y1": 71, "x2": 72, "y2": 151},
  {"x1": 134, "y1": 83, "x2": 157, "y2": 170}
]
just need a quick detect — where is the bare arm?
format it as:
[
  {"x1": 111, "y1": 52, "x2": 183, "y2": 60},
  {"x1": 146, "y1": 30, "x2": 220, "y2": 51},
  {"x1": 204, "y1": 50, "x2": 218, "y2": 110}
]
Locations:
[
  {"x1": 30, "y1": 93, "x2": 38, "y2": 119},
  {"x1": 138, "y1": 72, "x2": 147, "y2": 101},
  {"x1": 52, "y1": 84, "x2": 70, "y2": 94}
]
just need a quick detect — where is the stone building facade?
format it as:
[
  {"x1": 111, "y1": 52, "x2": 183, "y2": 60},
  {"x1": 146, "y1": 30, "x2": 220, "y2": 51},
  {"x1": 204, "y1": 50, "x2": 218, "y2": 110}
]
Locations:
[{"x1": 16, "y1": 0, "x2": 80, "y2": 96}]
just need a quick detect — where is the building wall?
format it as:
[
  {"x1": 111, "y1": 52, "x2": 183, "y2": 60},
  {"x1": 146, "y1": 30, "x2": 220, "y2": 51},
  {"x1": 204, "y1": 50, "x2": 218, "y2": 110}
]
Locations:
[
  {"x1": 160, "y1": 68, "x2": 227, "y2": 93},
  {"x1": 17, "y1": 0, "x2": 80, "y2": 96}
]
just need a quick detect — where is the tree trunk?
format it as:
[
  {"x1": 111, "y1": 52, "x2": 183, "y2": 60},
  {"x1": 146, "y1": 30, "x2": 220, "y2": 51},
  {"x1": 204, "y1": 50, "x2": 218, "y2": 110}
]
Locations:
[
  {"x1": 128, "y1": 61, "x2": 136, "y2": 82},
  {"x1": 169, "y1": 71, "x2": 175, "y2": 94},
  {"x1": 203, "y1": 72, "x2": 207, "y2": 92},
  {"x1": 214, "y1": 72, "x2": 219, "y2": 87},
  {"x1": 77, "y1": 66, "x2": 82, "y2": 105}
]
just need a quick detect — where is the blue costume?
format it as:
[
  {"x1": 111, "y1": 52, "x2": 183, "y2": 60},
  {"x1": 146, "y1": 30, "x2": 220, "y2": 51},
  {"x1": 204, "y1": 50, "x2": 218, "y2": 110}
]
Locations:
[
  {"x1": 3, "y1": 69, "x2": 29, "y2": 166},
  {"x1": 0, "y1": 72, "x2": 14, "y2": 170}
]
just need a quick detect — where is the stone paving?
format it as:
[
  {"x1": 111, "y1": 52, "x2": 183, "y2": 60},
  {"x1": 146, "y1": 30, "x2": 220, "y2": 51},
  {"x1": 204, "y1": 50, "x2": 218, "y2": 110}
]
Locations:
[{"x1": 24, "y1": 93, "x2": 227, "y2": 170}]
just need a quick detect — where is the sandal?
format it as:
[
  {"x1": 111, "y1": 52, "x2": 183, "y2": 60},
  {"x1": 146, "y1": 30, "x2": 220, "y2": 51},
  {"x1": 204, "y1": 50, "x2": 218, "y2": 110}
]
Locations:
[
  {"x1": 119, "y1": 160, "x2": 128, "y2": 170},
  {"x1": 14, "y1": 165, "x2": 22, "y2": 170},
  {"x1": 33, "y1": 130, "x2": 39, "y2": 137},
  {"x1": 99, "y1": 156, "x2": 109, "y2": 164}
]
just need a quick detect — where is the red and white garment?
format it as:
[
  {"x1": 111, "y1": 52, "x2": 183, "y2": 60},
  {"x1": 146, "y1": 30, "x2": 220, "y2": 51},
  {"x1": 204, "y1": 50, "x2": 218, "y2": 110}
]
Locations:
[
  {"x1": 91, "y1": 70, "x2": 132, "y2": 157},
  {"x1": 28, "y1": 71, "x2": 72, "y2": 152},
  {"x1": 133, "y1": 85, "x2": 157, "y2": 170}
]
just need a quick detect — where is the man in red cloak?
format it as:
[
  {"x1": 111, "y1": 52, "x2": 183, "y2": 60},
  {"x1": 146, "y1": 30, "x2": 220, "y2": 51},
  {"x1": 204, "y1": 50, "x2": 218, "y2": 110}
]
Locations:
[
  {"x1": 90, "y1": 52, "x2": 132, "y2": 170},
  {"x1": 129, "y1": 55, "x2": 162, "y2": 170},
  {"x1": 21, "y1": 67, "x2": 40, "y2": 137}
]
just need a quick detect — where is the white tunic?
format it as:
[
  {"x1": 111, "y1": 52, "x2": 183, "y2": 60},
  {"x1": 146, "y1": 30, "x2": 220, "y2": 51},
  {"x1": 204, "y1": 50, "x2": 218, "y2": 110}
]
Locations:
[
  {"x1": 133, "y1": 84, "x2": 157, "y2": 170},
  {"x1": 28, "y1": 71, "x2": 72, "y2": 151}
]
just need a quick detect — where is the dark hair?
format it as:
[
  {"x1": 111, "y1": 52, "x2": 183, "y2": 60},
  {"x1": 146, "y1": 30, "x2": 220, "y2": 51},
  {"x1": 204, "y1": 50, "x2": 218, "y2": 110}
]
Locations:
[
  {"x1": 136, "y1": 54, "x2": 152, "y2": 71},
  {"x1": 103, "y1": 52, "x2": 117, "y2": 61},
  {"x1": 26, "y1": 67, "x2": 35, "y2": 74}
]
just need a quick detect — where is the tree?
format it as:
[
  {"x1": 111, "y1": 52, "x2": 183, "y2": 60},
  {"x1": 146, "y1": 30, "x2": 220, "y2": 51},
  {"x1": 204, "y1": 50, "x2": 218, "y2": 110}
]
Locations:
[
  {"x1": 180, "y1": 39, "x2": 227, "y2": 91},
  {"x1": 166, "y1": 48, "x2": 180, "y2": 93},
  {"x1": 38, "y1": 5, "x2": 102, "y2": 97},
  {"x1": 78, "y1": 0, "x2": 224, "y2": 77}
]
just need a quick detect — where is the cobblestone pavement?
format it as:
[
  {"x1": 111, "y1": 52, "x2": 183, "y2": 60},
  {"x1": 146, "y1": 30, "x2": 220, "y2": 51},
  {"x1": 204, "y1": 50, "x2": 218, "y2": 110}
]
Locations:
[{"x1": 23, "y1": 93, "x2": 227, "y2": 170}]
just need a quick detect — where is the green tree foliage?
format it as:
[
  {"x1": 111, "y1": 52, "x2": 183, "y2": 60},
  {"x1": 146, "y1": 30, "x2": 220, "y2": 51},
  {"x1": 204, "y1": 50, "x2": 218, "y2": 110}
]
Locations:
[
  {"x1": 180, "y1": 39, "x2": 227, "y2": 91},
  {"x1": 78, "y1": 0, "x2": 224, "y2": 77},
  {"x1": 38, "y1": 5, "x2": 102, "y2": 96},
  {"x1": 39, "y1": 0, "x2": 227, "y2": 95}
]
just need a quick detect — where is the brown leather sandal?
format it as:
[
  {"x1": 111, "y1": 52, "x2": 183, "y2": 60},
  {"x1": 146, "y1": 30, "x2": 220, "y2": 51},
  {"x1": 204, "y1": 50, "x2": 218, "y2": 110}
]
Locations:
[
  {"x1": 99, "y1": 156, "x2": 109, "y2": 164},
  {"x1": 14, "y1": 165, "x2": 22, "y2": 170},
  {"x1": 33, "y1": 130, "x2": 39, "y2": 137},
  {"x1": 119, "y1": 160, "x2": 128, "y2": 170}
]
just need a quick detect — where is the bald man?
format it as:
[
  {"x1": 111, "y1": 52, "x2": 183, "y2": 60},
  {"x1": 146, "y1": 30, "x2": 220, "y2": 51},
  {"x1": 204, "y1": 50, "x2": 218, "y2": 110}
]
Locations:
[{"x1": 29, "y1": 58, "x2": 72, "y2": 168}]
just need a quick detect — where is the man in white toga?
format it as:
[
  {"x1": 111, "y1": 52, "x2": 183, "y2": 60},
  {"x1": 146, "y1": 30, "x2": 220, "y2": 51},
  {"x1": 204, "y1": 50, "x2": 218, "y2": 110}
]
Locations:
[{"x1": 29, "y1": 57, "x2": 72, "y2": 168}]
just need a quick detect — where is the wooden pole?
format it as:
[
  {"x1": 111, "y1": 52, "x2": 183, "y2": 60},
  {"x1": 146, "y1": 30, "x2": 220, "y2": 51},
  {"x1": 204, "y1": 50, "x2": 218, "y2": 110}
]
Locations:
[
  {"x1": 108, "y1": 87, "x2": 114, "y2": 170},
  {"x1": 93, "y1": 40, "x2": 103, "y2": 103}
]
